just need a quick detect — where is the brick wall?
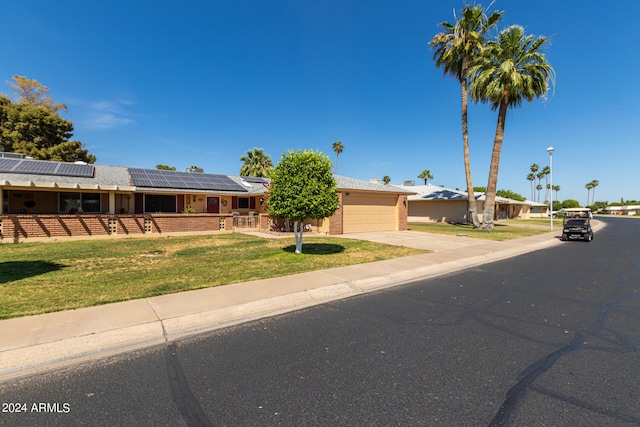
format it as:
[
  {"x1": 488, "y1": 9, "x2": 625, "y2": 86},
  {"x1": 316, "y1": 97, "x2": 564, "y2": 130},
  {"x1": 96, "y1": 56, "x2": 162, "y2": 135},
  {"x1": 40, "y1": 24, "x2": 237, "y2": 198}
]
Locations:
[
  {"x1": 328, "y1": 193, "x2": 344, "y2": 235},
  {"x1": 397, "y1": 194, "x2": 408, "y2": 231},
  {"x1": 0, "y1": 214, "x2": 231, "y2": 242}
]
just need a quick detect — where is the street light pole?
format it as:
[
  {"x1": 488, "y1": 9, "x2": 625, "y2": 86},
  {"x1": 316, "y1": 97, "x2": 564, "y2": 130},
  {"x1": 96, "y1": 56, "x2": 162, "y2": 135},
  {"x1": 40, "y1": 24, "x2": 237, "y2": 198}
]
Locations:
[{"x1": 547, "y1": 146, "x2": 554, "y2": 230}]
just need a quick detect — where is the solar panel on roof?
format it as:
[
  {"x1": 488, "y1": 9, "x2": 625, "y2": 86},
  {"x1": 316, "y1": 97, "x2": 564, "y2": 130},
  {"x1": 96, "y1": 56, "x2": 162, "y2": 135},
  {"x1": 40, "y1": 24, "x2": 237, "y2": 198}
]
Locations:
[
  {"x1": 127, "y1": 168, "x2": 247, "y2": 192},
  {"x1": 0, "y1": 158, "x2": 18, "y2": 171},
  {"x1": 54, "y1": 163, "x2": 95, "y2": 178},
  {"x1": 0, "y1": 158, "x2": 95, "y2": 178},
  {"x1": 17, "y1": 161, "x2": 58, "y2": 174}
]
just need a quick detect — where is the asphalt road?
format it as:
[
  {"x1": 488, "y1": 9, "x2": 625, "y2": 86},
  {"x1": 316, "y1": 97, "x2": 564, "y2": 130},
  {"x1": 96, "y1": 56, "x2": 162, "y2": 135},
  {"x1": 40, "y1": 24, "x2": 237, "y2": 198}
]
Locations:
[{"x1": 1, "y1": 216, "x2": 639, "y2": 426}]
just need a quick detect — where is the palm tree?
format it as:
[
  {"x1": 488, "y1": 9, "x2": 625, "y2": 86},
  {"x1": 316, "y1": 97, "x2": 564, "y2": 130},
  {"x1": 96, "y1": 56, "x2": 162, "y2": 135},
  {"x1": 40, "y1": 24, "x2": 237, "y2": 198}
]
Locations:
[
  {"x1": 239, "y1": 148, "x2": 274, "y2": 177},
  {"x1": 536, "y1": 170, "x2": 546, "y2": 203},
  {"x1": 530, "y1": 163, "x2": 540, "y2": 201},
  {"x1": 541, "y1": 166, "x2": 550, "y2": 202},
  {"x1": 332, "y1": 141, "x2": 344, "y2": 174},
  {"x1": 553, "y1": 185, "x2": 560, "y2": 204},
  {"x1": 418, "y1": 169, "x2": 434, "y2": 185},
  {"x1": 526, "y1": 173, "x2": 536, "y2": 201},
  {"x1": 430, "y1": 4, "x2": 503, "y2": 228},
  {"x1": 382, "y1": 175, "x2": 391, "y2": 185},
  {"x1": 536, "y1": 184, "x2": 543, "y2": 202},
  {"x1": 469, "y1": 25, "x2": 555, "y2": 229},
  {"x1": 585, "y1": 182, "x2": 594, "y2": 206},
  {"x1": 590, "y1": 179, "x2": 599, "y2": 205}
]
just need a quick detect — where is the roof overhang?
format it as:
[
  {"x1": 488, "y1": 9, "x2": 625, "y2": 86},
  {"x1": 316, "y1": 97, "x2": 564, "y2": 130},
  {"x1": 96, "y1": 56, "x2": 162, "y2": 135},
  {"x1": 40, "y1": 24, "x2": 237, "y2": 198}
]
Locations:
[{"x1": 0, "y1": 180, "x2": 135, "y2": 192}]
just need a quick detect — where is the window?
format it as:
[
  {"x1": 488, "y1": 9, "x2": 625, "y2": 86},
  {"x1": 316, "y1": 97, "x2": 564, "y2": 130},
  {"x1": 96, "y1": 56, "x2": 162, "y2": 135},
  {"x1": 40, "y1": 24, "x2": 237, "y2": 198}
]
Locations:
[
  {"x1": 60, "y1": 192, "x2": 102, "y2": 213},
  {"x1": 144, "y1": 194, "x2": 176, "y2": 213},
  {"x1": 238, "y1": 197, "x2": 250, "y2": 209},
  {"x1": 82, "y1": 193, "x2": 101, "y2": 213}
]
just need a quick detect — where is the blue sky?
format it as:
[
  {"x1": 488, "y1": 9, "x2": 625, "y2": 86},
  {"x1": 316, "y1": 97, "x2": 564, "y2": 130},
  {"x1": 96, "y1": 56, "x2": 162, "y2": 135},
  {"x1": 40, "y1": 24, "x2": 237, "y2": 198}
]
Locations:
[{"x1": 3, "y1": 1, "x2": 639, "y2": 205}]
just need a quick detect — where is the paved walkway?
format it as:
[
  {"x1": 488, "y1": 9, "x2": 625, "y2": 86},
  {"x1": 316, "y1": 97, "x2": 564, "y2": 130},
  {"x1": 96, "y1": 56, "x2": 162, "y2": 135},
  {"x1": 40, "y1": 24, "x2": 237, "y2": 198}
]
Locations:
[{"x1": 0, "y1": 223, "x2": 601, "y2": 382}]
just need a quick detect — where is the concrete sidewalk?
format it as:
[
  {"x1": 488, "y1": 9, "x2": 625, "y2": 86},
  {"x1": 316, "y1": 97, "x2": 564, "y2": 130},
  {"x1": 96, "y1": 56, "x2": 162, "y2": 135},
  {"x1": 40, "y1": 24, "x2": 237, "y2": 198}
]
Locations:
[{"x1": 0, "y1": 225, "x2": 588, "y2": 382}]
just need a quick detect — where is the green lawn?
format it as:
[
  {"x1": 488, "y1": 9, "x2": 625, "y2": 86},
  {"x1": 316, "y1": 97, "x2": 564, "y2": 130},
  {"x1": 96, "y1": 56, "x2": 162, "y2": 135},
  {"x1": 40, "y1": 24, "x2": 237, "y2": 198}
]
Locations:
[
  {"x1": 408, "y1": 221, "x2": 553, "y2": 241},
  {"x1": 497, "y1": 218, "x2": 563, "y2": 228},
  {"x1": 0, "y1": 233, "x2": 425, "y2": 319}
]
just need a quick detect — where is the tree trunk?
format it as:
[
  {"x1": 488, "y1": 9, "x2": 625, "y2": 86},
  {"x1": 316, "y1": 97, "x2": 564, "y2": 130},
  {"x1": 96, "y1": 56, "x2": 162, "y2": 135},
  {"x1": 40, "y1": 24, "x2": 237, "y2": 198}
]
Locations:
[
  {"x1": 294, "y1": 220, "x2": 303, "y2": 254},
  {"x1": 482, "y1": 95, "x2": 509, "y2": 230},
  {"x1": 460, "y1": 78, "x2": 480, "y2": 228}
]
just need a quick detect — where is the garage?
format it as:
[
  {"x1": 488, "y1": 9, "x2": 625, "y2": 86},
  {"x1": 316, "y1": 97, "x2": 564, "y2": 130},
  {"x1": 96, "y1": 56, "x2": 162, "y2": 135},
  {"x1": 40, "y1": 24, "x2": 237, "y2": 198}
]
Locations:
[{"x1": 342, "y1": 192, "x2": 399, "y2": 233}]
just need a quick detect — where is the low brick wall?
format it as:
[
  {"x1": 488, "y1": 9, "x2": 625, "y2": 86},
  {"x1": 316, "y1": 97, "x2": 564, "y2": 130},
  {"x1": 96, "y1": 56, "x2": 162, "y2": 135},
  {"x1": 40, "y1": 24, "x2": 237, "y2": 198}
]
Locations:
[{"x1": 0, "y1": 214, "x2": 231, "y2": 242}]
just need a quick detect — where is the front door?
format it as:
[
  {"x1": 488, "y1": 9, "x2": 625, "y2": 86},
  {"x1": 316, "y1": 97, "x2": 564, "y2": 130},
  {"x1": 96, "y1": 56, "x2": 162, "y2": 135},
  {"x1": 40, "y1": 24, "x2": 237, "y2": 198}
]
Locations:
[{"x1": 206, "y1": 197, "x2": 220, "y2": 213}]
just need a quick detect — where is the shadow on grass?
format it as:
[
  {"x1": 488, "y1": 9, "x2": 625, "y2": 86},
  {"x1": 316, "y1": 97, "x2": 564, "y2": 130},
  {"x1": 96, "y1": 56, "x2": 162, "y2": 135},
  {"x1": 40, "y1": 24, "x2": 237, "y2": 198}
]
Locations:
[
  {"x1": 0, "y1": 261, "x2": 65, "y2": 284},
  {"x1": 282, "y1": 243, "x2": 345, "y2": 255}
]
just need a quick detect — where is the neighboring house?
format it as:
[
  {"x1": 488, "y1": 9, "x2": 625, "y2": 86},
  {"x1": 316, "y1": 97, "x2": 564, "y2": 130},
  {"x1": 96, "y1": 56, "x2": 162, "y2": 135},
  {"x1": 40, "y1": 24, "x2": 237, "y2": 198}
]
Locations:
[
  {"x1": 402, "y1": 184, "x2": 478, "y2": 223},
  {"x1": 398, "y1": 183, "x2": 545, "y2": 223},
  {"x1": 526, "y1": 200, "x2": 551, "y2": 218},
  {"x1": 0, "y1": 157, "x2": 411, "y2": 241},
  {"x1": 604, "y1": 205, "x2": 640, "y2": 215}
]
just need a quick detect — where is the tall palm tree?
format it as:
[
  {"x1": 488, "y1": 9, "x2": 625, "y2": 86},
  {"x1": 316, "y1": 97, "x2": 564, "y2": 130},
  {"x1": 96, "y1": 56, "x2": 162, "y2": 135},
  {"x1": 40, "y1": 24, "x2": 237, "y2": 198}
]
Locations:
[
  {"x1": 526, "y1": 173, "x2": 536, "y2": 201},
  {"x1": 239, "y1": 147, "x2": 274, "y2": 177},
  {"x1": 332, "y1": 141, "x2": 344, "y2": 174},
  {"x1": 536, "y1": 183, "x2": 543, "y2": 202},
  {"x1": 536, "y1": 171, "x2": 546, "y2": 203},
  {"x1": 430, "y1": 4, "x2": 503, "y2": 228},
  {"x1": 590, "y1": 179, "x2": 599, "y2": 205},
  {"x1": 553, "y1": 185, "x2": 560, "y2": 204},
  {"x1": 469, "y1": 25, "x2": 555, "y2": 229},
  {"x1": 585, "y1": 182, "x2": 594, "y2": 206},
  {"x1": 541, "y1": 166, "x2": 550, "y2": 202},
  {"x1": 530, "y1": 163, "x2": 539, "y2": 201},
  {"x1": 418, "y1": 169, "x2": 434, "y2": 185}
]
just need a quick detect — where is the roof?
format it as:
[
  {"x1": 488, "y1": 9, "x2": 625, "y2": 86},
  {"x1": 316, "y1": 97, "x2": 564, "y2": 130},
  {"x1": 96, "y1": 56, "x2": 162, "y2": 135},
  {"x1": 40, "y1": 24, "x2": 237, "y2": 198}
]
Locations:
[
  {"x1": 1, "y1": 157, "x2": 407, "y2": 196},
  {"x1": 399, "y1": 184, "x2": 468, "y2": 201},
  {"x1": 398, "y1": 184, "x2": 542, "y2": 206},
  {"x1": 0, "y1": 162, "x2": 135, "y2": 191},
  {"x1": 336, "y1": 175, "x2": 415, "y2": 194}
]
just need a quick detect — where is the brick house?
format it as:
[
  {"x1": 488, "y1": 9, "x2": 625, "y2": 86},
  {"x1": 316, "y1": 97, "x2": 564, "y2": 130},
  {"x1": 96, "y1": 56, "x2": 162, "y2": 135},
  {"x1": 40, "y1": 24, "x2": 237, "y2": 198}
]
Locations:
[{"x1": 0, "y1": 157, "x2": 412, "y2": 242}]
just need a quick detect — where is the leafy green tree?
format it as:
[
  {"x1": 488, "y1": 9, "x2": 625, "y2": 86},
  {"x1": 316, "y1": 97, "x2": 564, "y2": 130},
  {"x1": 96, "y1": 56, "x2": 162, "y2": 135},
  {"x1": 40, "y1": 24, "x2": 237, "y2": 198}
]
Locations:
[
  {"x1": 239, "y1": 147, "x2": 273, "y2": 177},
  {"x1": 496, "y1": 189, "x2": 525, "y2": 201},
  {"x1": 332, "y1": 141, "x2": 344, "y2": 174},
  {"x1": 382, "y1": 175, "x2": 391, "y2": 185},
  {"x1": 267, "y1": 150, "x2": 338, "y2": 253},
  {"x1": 430, "y1": 4, "x2": 503, "y2": 229},
  {"x1": 156, "y1": 164, "x2": 176, "y2": 170},
  {"x1": 469, "y1": 25, "x2": 555, "y2": 229},
  {"x1": 562, "y1": 199, "x2": 581, "y2": 209},
  {"x1": 417, "y1": 169, "x2": 434, "y2": 185},
  {"x1": 9, "y1": 75, "x2": 67, "y2": 113},
  {"x1": 552, "y1": 201, "x2": 563, "y2": 212},
  {"x1": 0, "y1": 96, "x2": 95, "y2": 163},
  {"x1": 473, "y1": 186, "x2": 487, "y2": 192}
]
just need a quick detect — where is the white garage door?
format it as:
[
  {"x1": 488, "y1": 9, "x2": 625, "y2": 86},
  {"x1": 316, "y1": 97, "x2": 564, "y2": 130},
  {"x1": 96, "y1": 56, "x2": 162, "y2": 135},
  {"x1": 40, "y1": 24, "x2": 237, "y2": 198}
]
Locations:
[{"x1": 342, "y1": 193, "x2": 398, "y2": 233}]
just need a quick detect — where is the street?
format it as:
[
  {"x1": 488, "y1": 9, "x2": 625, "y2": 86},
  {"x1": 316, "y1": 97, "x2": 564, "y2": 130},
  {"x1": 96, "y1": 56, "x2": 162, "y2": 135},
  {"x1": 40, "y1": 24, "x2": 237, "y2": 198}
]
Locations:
[{"x1": 1, "y1": 217, "x2": 639, "y2": 426}]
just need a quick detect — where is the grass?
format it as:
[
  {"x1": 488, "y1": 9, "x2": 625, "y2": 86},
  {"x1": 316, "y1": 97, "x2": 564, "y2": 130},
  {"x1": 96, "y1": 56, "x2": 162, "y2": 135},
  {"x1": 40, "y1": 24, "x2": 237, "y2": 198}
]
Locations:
[
  {"x1": 0, "y1": 233, "x2": 425, "y2": 319},
  {"x1": 497, "y1": 218, "x2": 563, "y2": 228},
  {"x1": 407, "y1": 221, "x2": 553, "y2": 241}
]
